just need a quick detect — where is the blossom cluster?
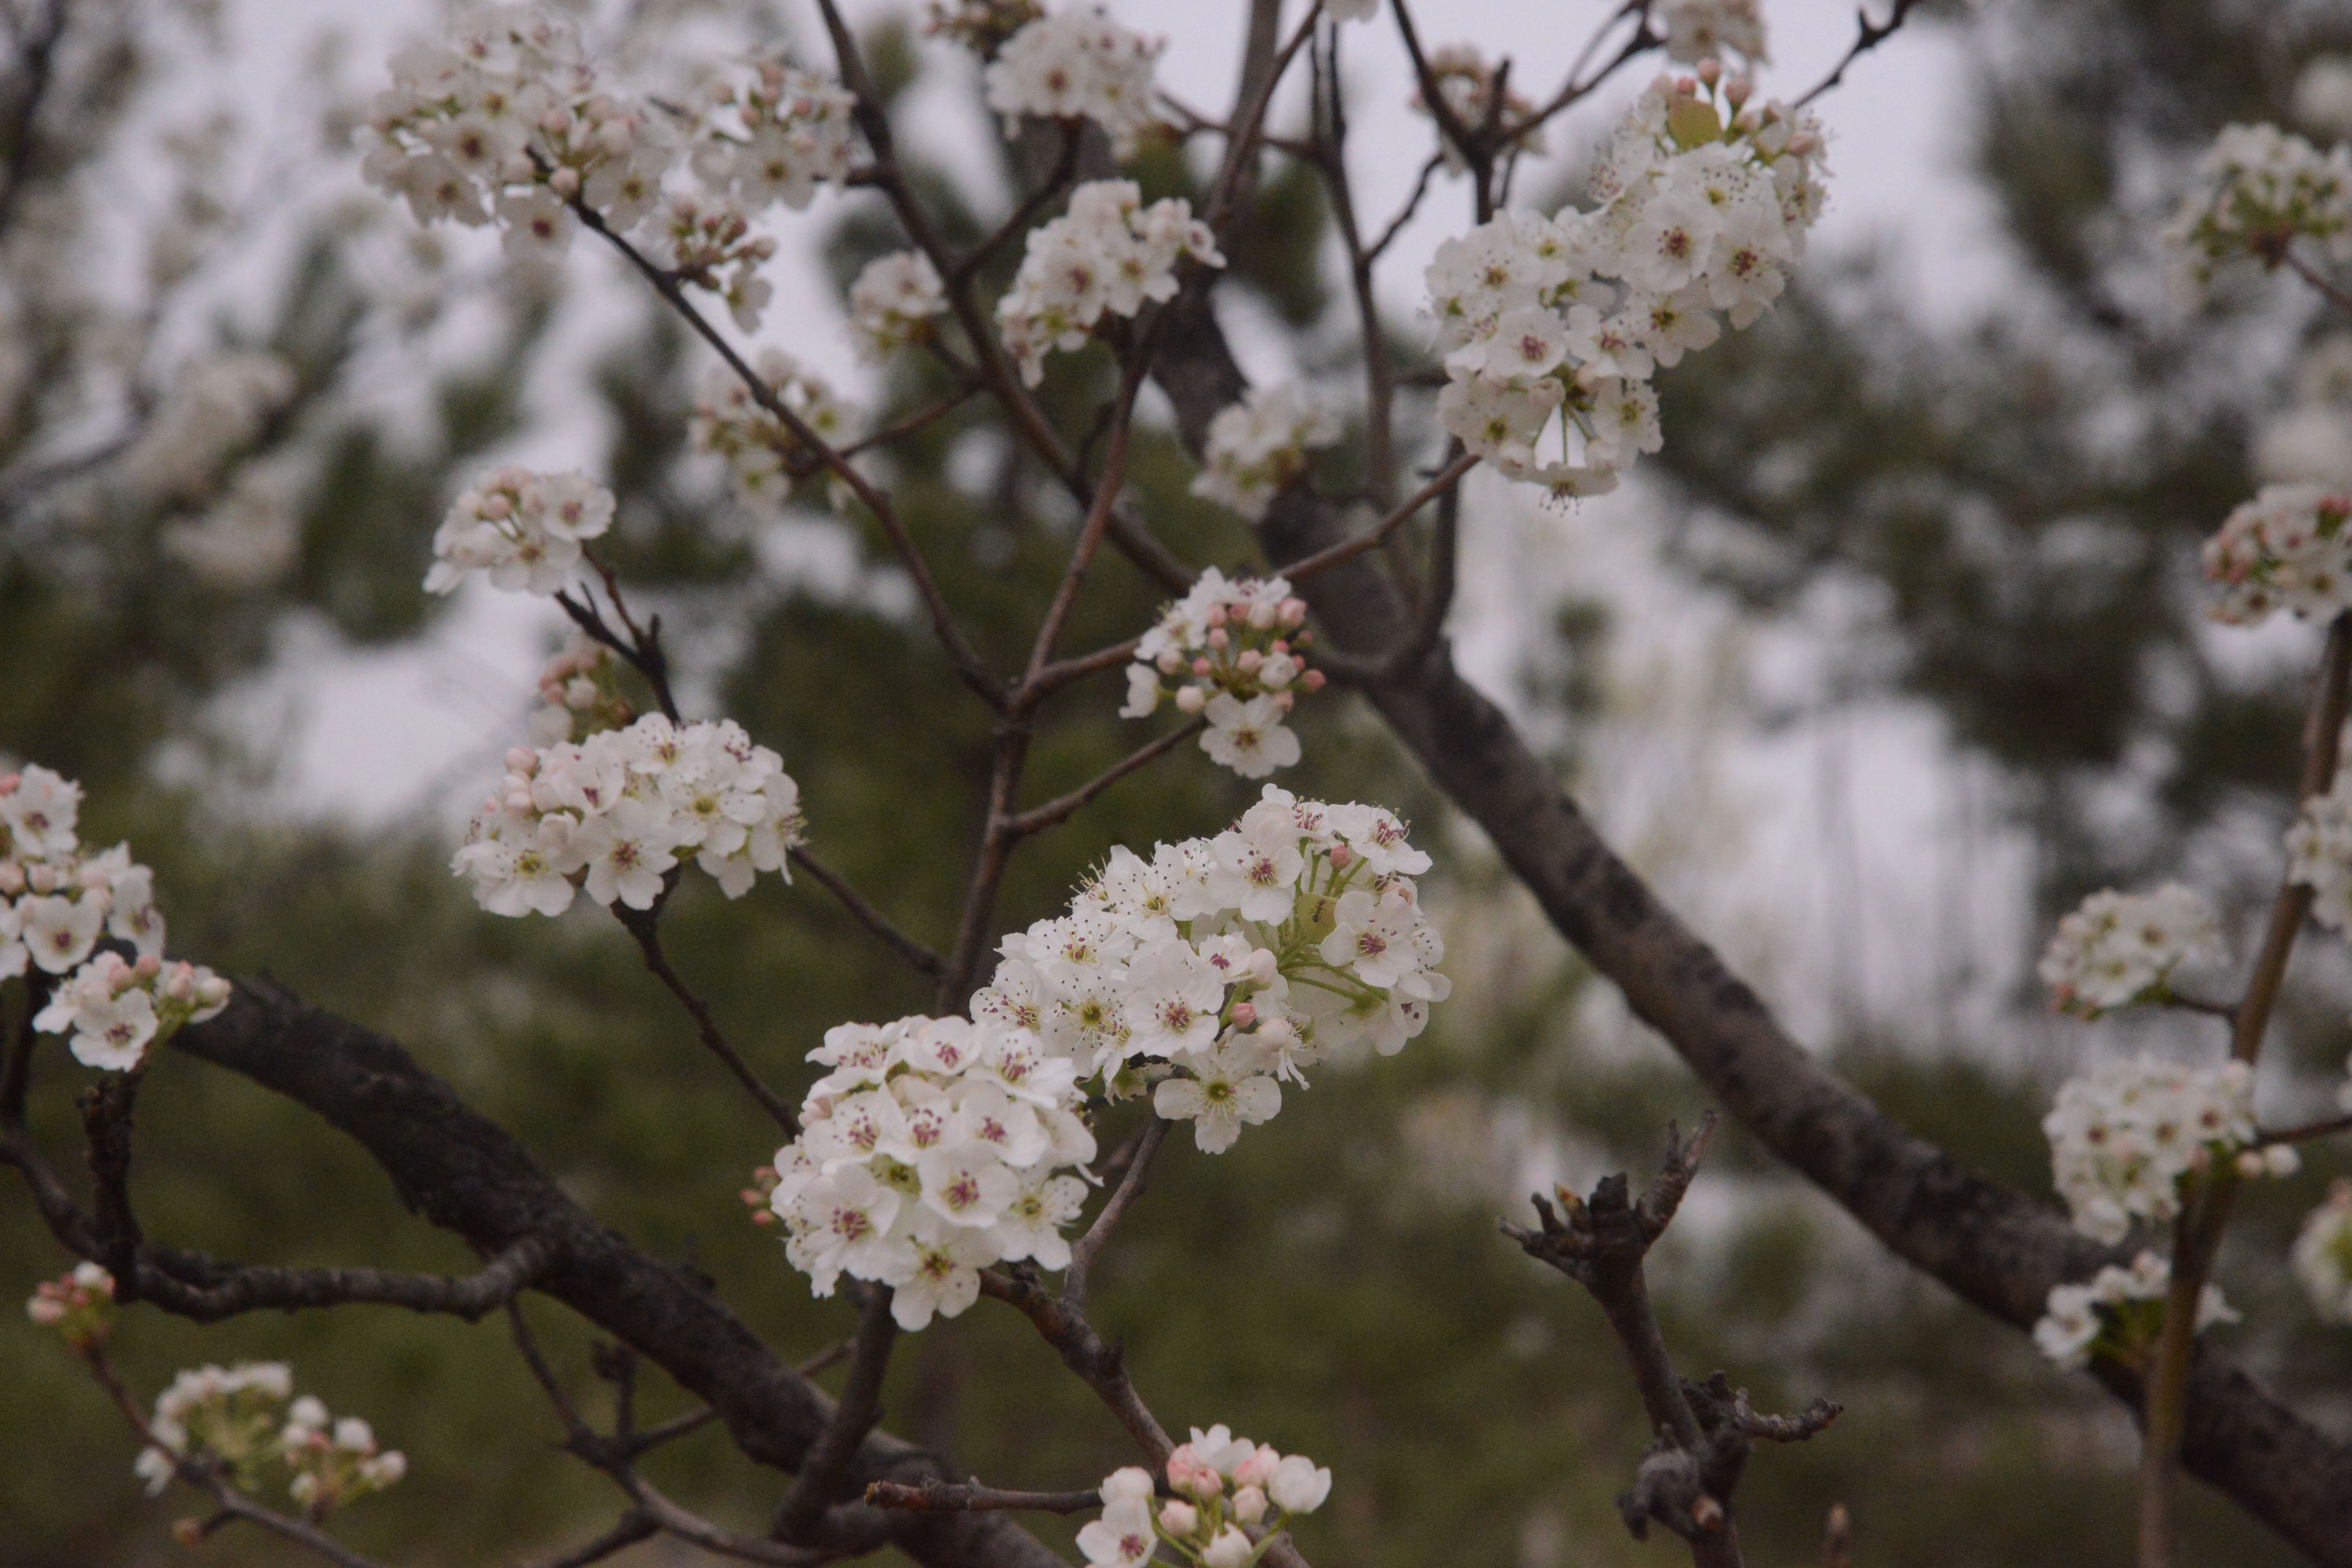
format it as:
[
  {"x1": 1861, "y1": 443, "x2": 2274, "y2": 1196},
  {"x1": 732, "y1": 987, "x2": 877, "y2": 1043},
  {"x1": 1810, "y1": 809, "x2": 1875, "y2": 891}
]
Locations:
[
  {"x1": 2032, "y1": 1250, "x2": 2239, "y2": 1371},
  {"x1": 2202, "y1": 483, "x2": 2352, "y2": 623},
  {"x1": 2165, "y1": 122, "x2": 2352, "y2": 295},
  {"x1": 2042, "y1": 1056, "x2": 2293, "y2": 1245},
  {"x1": 424, "y1": 466, "x2": 615, "y2": 597},
  {"x1": 452, "y1": 713, "x2": 803, "y2": 915},
  {"x1": 997, "y1": 179, "x2": 1224, "y2": 386},
  {"x1": 974, "y1": 786, "x2": 1448, "y2": 1150},
  {"x1": 1081, "y1": 1429, "x2": 1331, "y2": 1568},
  {"x1": 1426, "y1": 68, "x2": 1827, "y2": 500},
  {"x1": 691, "y1": 351, "x2": 862, "y2": 504},
  {"x1": 24, "y1": 1261, "x2": 115, "y2": 1351},
  {"x1": 2295, "y1": 1178, "x2": 2352, "y2": 1326},
  {"x1": 2289, "y1": 762, "x2": 2352, "y2": 932},
  {"x1": 848, "y1": 251, "x2": 948, "y2": 361},
  {"x1": 767, "y1": 1014, "x2": 1097, "y2": 1330},
  {"x1": 2036, "y1": 884, "x2": 2223, "y2": 1018},
  {"x1": 526, "y1": 636, "x2": 636, "y2": 746},
  {"x1": 132, "y1": 1362, "x2": 404, "y2": 1511},
  {"x1": 983, "y1": 9, "x2": 1163, "y2": 160},
  {"x1": 1120, "y1": 568, "x2": 1324, "y2": 779},
  {"x1": 1412, "y1": 45, "x2": 1545, "y2": 176},
  {"x1": 924, "y1": 0, "x2": 1043, "y2": 54},
  {"x1": 1190, "y1": 384, "x2": 1341, "y2": 522},
  {"x1": 361, "y1": 5, "x2": 859, "y2": 329},
  {"x1": 0, "y1": 766, "x2": 230, "y2": 1071},
  {"x1": 280, "y1": 1396, "x2": 410, "y2": 1514},
  {"x1": 1659, "y1": 0, "x2": 1768, "y2": 65}
]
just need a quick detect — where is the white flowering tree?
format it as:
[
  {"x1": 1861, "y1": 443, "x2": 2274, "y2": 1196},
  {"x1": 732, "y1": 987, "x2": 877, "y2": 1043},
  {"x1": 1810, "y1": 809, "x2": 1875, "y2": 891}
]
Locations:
[{"x1": 14, "y1": 2, "x2": 2352, "y2": 1567}]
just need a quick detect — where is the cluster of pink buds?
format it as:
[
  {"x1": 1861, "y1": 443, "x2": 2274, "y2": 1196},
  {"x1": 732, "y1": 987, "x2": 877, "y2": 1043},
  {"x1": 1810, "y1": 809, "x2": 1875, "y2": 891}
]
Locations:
[
  {"x1": 530, "y1": 638, "x2": 633, "y2": 744},
  {"x1": 1123, "y1": 571, "x2": 1324, "y2": 779},
  {"x1": 25, "y1": 1262, "x2": 116, "y2": 1350},
  {"x1": 1080, "y1": 1426, "x2": 1330, "y2": 1567}
]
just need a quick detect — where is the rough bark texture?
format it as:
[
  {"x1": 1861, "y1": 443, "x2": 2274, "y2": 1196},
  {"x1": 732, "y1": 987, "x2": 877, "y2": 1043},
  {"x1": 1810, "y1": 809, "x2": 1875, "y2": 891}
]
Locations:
[
  {"x1": 173, "y1": 980, "x2": 1069, "y2": 1568},
  {"x1": 1147, "y1": 287, "x2": 2352, "y2": 1566}
]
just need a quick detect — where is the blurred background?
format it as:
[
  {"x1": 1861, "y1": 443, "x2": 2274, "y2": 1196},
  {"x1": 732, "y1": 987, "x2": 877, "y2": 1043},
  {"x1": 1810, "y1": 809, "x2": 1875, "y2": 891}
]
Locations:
[{"x1": 7, "y1": 0, "x2": 2352, "y2": 1563}]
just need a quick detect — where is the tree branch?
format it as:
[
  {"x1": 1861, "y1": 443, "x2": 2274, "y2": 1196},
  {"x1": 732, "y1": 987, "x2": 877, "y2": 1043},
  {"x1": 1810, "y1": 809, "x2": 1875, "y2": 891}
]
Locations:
[
  {"x1": 788, "y1": 847, "x2": 946, "y2": 980},
  {"x1": 615, "y1": 904, "x2": 800, "y2": 1135}
]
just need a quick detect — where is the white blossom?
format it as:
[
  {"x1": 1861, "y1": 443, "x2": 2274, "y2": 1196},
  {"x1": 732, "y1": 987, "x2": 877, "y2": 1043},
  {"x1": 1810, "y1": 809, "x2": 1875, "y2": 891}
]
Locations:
[
  {"x1": 1123, "y1": 568, "x2": 1323, "y2": 776},
  {"x1": 1191, "y1": 385, "x2": 1341, "y2": 521},
  {"x1": 1082, "y1": 1432, "x2": 1327, "y2": 1567},
  {"x1": 2033, "y1": 1250, "x2": 2238, "y2": 1371},
  {"x1": 452, "y1": 714, "x2": 803, "y2": 917},
  {"x1": 848, "y1": 251, "x2": 948, "y2": 360},
  {"x1": 424, "y1": 466, "x2": 614, "y2": 596},
  {"x1": 2164, "y1": 122, "x2": 2352, "y2": 296},
  {"x1": 997, "y1": 180, "x2": 1222, "y2": 386},
  {"x1": 691, "y1": 351, "x2": 862, "y2": 505},
  {"x1": 1658, "y1": 0, "x2": 1768, "y2": 66},
  {"x1": 2203, "y1": 484, "x2": 2352, "y2": 624},
  {"x1": 2042, "y1": 1057, "x2": 2261, "y2": 1245},
  {"x1": 1423, "y1": 73, "x2": 1824, "y2": 499},
  {"x1": 2294, "y1": 1178, "x2": 2352, "y2": 1325},
  {"x1": 2297, "y1": 58, "x2": 2352, "y2": 144},
  {"x1": 2037, "y1": 884, "x2": 2223, "y2": 1018},
  {"x1": 984, "y1": 10, "x2": 1164, "y2": 160}
]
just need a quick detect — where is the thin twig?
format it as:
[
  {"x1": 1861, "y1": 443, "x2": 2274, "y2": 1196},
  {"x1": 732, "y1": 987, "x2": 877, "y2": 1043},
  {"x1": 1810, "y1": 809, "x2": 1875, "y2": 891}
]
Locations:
[
  {"x1": 787, "y1": 847, "x2": 946, "y2": 980},
  {"x1": 2285, "y1": 249, "x2": 2352, "y2": 316},
  {"x1": 1027, "y1": 635, "x2": 1144, "y2": 702},
  {"x1": 2257, "y1": 1111, "x2": 2352, "y2": 1147},
  {"x1": 977, "y1": 1269, "x2": 1172, "y2": 1463},
  {"x1": 866, "y1": 1479, "x2": 1107, "y2": 1515},
  {"x1": 519, "y1": 1511, "x2": 659, "y2": 1568},
  {"x1": 0, "y1": 0, "x2": 66, "y2": 239},
  {"x1": 950, "y1": 123, "x2": 1079, "y2": 292},
  {"x1": 1283, "y1": 452, "x2": 1479, "y2": 582},
  {"x1": 616, "y1": 905, "x2": 799, "y2": 1135},
  {"x1": 1002, "y1": 719, "x2": 1208, "y2": 841},
  {"x1": 774, "y1": 1287, "x2": 898, "y2": 1543},
  {"x1": 1794, "y1": 0, "x2": 1923, "y2": 109},
  {"x1": 1064, "y1": 1116, "x2": 1168, "y2": 1310}
]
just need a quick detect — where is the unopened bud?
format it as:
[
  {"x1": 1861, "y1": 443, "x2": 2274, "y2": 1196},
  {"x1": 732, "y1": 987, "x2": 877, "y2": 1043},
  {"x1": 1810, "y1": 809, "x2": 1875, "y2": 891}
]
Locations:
[
  {"x1": 1205, "y1": 604, "x2": 1228, "y2": 628},
  {"x1": 1159, "y1": 1500, "x2": 1200, "y2": 1534},
  {"x1": 1697, "y1": 58, "x2": 1722, "y2": 86},
  {"x1": 1238, "y1": 649, "x2": 1264, "y2": 674},
  {"x1": 1156, "y1": 650, "x2": 1182, "y2": 674},
  {"x1": 135, "y1": 953, "x2": 163, "y2": 981},
  {"x1": 1232, "y1": 1485, "x2": 1267, "y2": 1525},
  {"x1": 1192, "y1": 657, "x2": 1214, "y2": 677},
  {"x1": 1273, "y1": 690, "x2": 1295, "y2": 713},
  {"x1": 1229, "y1": 1002, "x2": 1257, "y2": 1029},
  {"x1": 1302, "y1": 669, "x2": 1328, "y2": 693},
  {"x1": 1174, "y1": 685, "x2": 1207, "y2": 714},
  {"x1": 1205, "y1": 627, "x2": 1229, "y2": 650},
  {"x1": 1725, "y1": 76, "x2": 1753, "y2": 109},
  {"x1": 2236, "y1": 1152, "x2": 2267, "y2": 1180},
  {"x1": 1280, "y1": 597, "x2": 1307, "y2": 626},
  {"x1": 1248, "y1": 600, "x2": 1277, "y2": 629},
  {"x1": 1329, "y1": 844, "x2": 1354, "y2": 869},
  {"x1": 549, "y1": 165, "x2": 581, "y2": 198}
]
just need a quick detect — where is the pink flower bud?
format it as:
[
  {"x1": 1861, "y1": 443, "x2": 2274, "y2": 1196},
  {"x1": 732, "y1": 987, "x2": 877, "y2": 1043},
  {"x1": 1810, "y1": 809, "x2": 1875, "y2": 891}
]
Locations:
[
  {"x1": 1175, "y1": 685, "x2": 1207, "y2": 715},
  {"x1": 2235, "y1": 1151, "x2": 2266, "y2": 1179},
  {"x1": 1205, "y1": 604, "x2": 1228, "y2": 628},
  {"x1": 1167, "y1": 1445, "x2": 1222, "y2": 1499},
  {"x1": 1206, "y1": 627, "x2": 1229, "y2": 650},
  {"x1": 1229, "y1": 1002, "x2": 1257, "y2": 1029},
  {"x1": 1273, "y1": 690, "x2": 1294, "y2": 713},
  {"x1": 1328, "y1": 844, "x2": 1354, "y2": 870},
  {"x1": 550, "y1": 166, "x2": 582, "y2": 198},
  {"x1": 1157, "y1": 650, "x2": 1182, "y2": 674},
  {"x1": 1232, "y1": 1485, "x2": 1268, "y2": 1524},
  {"x1": 0, "y1": 773, "x2": 16, "y2": 795},
  {"x1": 1158, "y1": 1500, "x2": 1200, "y2": 1536},
  {"x1": 505, "y1": 747, "x2": 538, "y2": 772},
  {"x1": 1248, "y1": 600, "x2": 1277, "y2": 629},
  {"x1": 135, "y1": 953, "x2": 163, "y2": 981},
  {"x1": 1697, "y1": 58, "x2": 1722, "y2": 86},
  {"x1": 1301, "y1": 669, "x2": 1327, "y2": 693},
  {"x1": 1238, "y1": 649, "x2": 1263, "y2": 674},
  {"x1": 1192, "y1": 657, "x2": 1214, "y2": 677},
  {"x1": 1235, "y1": 1444, "x2": 1280, "y2": 1489},
  {"x1": 1725, "y1": 76, "x2": 1753, "y2": 109},
  {"x1": 1280, "y1": 597, "x2": 1307, "y2": 626},
  {"x1": 0, "y1": 864, "x2": 20, "y2": 895}
]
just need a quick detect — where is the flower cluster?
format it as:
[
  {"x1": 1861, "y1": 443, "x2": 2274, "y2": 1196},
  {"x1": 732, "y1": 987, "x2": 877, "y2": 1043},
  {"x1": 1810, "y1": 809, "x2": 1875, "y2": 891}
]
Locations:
[
  {"x1": 997, "y1": 180, "x2": 1223, "y2": 386},
  {"x1": 983, "y1": 9, "x2": 1163, "y2": 160},
  {"x1": 2295, "y1": 1178, "x2": 2352, "y2": 1325},
  {"x1": 974, "y1": 786, "x2": 1448, "y2": 1151},
  {"x1": 362, "y1": 6, "x2": 861, "y2": 329},
  {"x1": 768, "y1": 1014, "x2": 1097, "y2": 1330},
  {"x1": 1082, "y1": 1429, "x2": 1331, "y2": 1568},
  {"x1": 2288, "y1": 762, "x2": 2352, "y2": 932},
  {"x1": 2165, "y1": 122, "x2": 2352, "y2": 295},
  {"x1": 1190, "y1": 385, "x2": 1341, "y2": 522},
  {"x1": 280, "y1": 1396, "x2": 409, "y2": 1514},
  {"x1": 1426, "y1": 68, "x2": 1826, "y2": 500},
  {"x1": 2032, "y1": 1250, "x2": 2239, "y2": 1371},
  {"x1": 452, "y1": 713, "x2": 803, "y2": 915},
  {"x1": 24, "y1": 1262, "x2": 115, "y2": 1350},
  {"x1": 925, "y1": 0, "x2": 1043, "y2": 53},
  {"x1": 2036, "y1": 884, "x2": 2223, "y2": 1018},
  {"x1": 848, "y1": 251, "x2": 948, "y2": 361},
  {"x1": 525, "y1": 636, "x2": 636, "y2": 746},
  {"x1": 1412, "y1": 45, "x2": 1545, "y2": 176},
  {"x1": 1659, "y1": 0, "x2": 1768, "y2": 65},
  {"x1": 2042, "y1": 1057, "x2": 2291, "y2": 1245},
  {"x1": 2202, "y1": 484, "x2": 2352, "y2": 623},
  {"x1": 0, "y1": 766, "x2": 230, "y2": 1071},
  {"x1": 424, "y1": 466, "x2": 615, "y2": 597},
  {"x1": 133, "y1": 1364, "x2": 404, "y2": 1513},
  {"x1": 1120, "y1": 568, "x2": 1324, "y2": 779},
  {"x1": 691, "y1": 352, "x2": 862, "y2": 504}
]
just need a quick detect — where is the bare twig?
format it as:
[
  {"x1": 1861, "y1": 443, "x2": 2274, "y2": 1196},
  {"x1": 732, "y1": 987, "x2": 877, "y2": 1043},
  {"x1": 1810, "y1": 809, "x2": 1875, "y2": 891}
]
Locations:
[
  {"x1": 2258, "y1": 1111, "x2": 2352, "y2": 1148},
  {"x1": 978, "y1": 1268, "x2": 1172, "y2": 1463},
  {"x1": 615, "y1": 905, "x2": 799, "y2": 1135},
  {"x1": 774, "y1": 1287, "x2": 899, "y2": 1543},
  {"x1": 787, "y1": 846, "x2": 946, "y2": 980},
  {"x1": 867, "y1": 1480, "x2": 1107, "y2": 1515},
  {"x1": 520, "y1": 1511, "x2": 659, "y2": 1568},
  {"x1": 951, "y1": 123, "x2": 1079, "y2": 292},
  {"x1": 2287, "y1": 249, "x2": 2352, "y2": 320},
  {"x1": 1064, "y1": 1116, "x2": 1168, "y2": 1310},
  {"x1": 1026, "y1": 635, "x2": 1144, "y2": 702},
  {"x1": 1002, "y1": 719, "x2": 1207, "y2": 841},
  {"x1": 1283, "y1": 452, "x2": 1478, "y2": 582},
  {"x1": 1794, "y1": 0, "x2": 1923, "y2": 108},
  {"x1": 0, "y1": 0, "x2": 66, "y2": 238}
]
